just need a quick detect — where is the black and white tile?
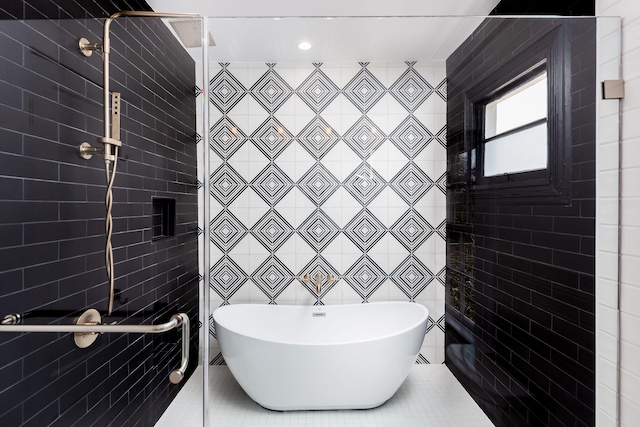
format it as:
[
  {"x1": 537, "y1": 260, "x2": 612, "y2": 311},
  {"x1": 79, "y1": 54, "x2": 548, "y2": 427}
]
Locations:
[
  {"x1": 251, "y1": 209, "x2": 295, "y2": 253},
  {"x1": 343, "y1": 62, "x2": 387, "y2": 113},
  {"x1": 297, "y1": 63, "x2": 341, "y2": 114},
  {"x1": 250, "y1": 163, "x2": 295, "y2": 206},
  {"x1": 252, "y1": 255, "x2": 295, "y2": 303},
  {"x1": 298, "y1": 209, "x2": 341, "y2": 252},
  {"x1": 209, "y1": 116, "x2": 247, "y2": 160},
  {"x1": 210, "y1": 63, "x2": 247, "y2": 113},
  {"x1": 297, "y1": 163, "x2": 341, "y2": 206},
  {"x1": 200, "y1": 61, "x2": 447, "y2": 364},
  {"x1": 297, "y1": 115, "x2": 341, "y2": 160},
  {"x1": 250, "y1": 63, "x2": 294, "y2": 113},
  {"x1": 343, "y1": 255, "x2": 387, "y2": 302}
]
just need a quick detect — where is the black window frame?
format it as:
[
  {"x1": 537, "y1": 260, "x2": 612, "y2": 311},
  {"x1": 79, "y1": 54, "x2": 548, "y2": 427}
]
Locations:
[{"x1": 466, "y1": 23, "x2": 572, "y2": 205}]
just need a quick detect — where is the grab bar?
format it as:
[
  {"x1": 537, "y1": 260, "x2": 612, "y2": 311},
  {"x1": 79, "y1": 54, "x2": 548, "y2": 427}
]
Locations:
[{"x1": 0, "y1": 312, "x2": 190, "y2": 384}]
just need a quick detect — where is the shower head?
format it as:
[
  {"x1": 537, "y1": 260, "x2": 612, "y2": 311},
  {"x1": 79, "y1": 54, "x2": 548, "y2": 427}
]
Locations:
[{"x1": 169, "y1": 19, "x2": 215, "y2": 48}]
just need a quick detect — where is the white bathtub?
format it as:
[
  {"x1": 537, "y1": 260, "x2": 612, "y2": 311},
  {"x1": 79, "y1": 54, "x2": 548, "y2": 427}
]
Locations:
[{"x1": 213, "y1": 302, "x2": 429, "y2": 411}]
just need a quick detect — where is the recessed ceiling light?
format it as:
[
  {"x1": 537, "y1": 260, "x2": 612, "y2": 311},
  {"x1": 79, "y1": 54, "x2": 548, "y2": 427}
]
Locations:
[{"x1": 298, "y1": 42, "x2": 311, "y2": 51}]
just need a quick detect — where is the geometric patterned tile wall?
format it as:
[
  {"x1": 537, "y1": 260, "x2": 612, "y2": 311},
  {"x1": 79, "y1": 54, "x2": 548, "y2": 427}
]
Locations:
[{"x1": 198, "y1": 61, "x2": 447, "y2": 364}]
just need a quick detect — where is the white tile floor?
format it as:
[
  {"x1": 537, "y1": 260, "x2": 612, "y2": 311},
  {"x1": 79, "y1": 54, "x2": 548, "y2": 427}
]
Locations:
[{"x1": 156, "y1": 365, "x2": 494, "y2": 426}]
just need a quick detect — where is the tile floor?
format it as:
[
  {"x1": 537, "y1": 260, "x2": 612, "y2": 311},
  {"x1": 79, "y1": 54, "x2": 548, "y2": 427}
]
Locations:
[{"x1": 156, "y1": 365, "x2": 494, "y2": 426}]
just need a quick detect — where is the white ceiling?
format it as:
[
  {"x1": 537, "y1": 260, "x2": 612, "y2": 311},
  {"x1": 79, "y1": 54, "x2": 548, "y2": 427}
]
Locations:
[{"x1": 146, "y1": 0, "x2": 502, "y2": 62}]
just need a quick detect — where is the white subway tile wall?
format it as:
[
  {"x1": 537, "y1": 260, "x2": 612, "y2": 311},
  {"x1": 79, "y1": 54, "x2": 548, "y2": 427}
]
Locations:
[{"x1": 596, "y1": 2, "x2": 640, "y2": 425}]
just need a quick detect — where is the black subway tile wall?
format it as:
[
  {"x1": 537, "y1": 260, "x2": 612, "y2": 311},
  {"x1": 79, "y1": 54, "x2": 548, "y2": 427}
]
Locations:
[
  {"x1": 0, "y1": 1, "x2": 199, "y2": 426},
  {"x1": 446, "y1": 18, "x2": 596, "y2": 427},
  {"x1": 491, "y1": 0, "x2": 595, "y2": 16}
]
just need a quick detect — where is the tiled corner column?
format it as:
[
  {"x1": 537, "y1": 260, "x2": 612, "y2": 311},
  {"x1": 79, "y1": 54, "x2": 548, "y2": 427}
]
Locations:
[
  {"x1": 199, "y1": 61, "x2": 447, "y2": 364},
  {"x1": 596, "y1": 2, "x2": 640, "y2": 426},
  {"x1": 594, "y1": 15, "x2": 622, "y2": 427}
]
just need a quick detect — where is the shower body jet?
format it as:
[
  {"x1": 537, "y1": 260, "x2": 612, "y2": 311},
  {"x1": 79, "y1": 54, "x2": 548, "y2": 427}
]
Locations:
[{"x1": 77, "y1": 11, "x2": 200, "y2": 315}]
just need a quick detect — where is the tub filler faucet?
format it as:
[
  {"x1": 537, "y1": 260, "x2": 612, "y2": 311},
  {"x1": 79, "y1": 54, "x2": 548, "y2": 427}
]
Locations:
[{"x1": 302, "y1": 273, "x2": 336, "y2": 295}]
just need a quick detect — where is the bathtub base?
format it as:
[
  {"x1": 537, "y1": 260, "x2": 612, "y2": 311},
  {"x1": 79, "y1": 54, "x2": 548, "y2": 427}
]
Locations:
[{"x1": 258, "y1": 399, "x2": 389, "y2": 412}]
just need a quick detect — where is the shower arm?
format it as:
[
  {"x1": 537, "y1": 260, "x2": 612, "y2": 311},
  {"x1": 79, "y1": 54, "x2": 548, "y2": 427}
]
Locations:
[{"x1": 1, "y1": 312, "x2": 190, "y2": 384}]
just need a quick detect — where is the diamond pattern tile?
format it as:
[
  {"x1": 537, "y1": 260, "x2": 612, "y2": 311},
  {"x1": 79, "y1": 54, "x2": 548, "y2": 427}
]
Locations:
[
  {"x1": 437, "y1": 314, "x2": 446, "y2": 332},
  {"x1": 343, "y1": 62, "x2": 386, "y2": 113},
  {"x1": 209, "y1": 314, "x2": 216, "y2": 339},
  {"x1": 250, "y1": 163, "x2": 294, "y2": 205},
  {"x1": 390, "y1": 255, "x2": 434, "y2": 300},
  {"x1": 296, "y1": 63, "x2": 340, "y2": 114},
  {"x1": 343, "y1": 209, "x2": 387, "y2": 252},
  {"x1": 425, "y1": 316, "x2": 436, "y2": 334},
  {"x1": 209, "y1": 352, "x2": 226, "y2": 365},
  {"x1": 416, "y1": 354, "x2": 430, "y2": 364},
  {"x1": 343, "y1": 255, "x2": 387, "y2": 301},
  {"x1": 343, "y1": 163, "x2": 386, "y2": 206},
  {"x1": 436, "y1": 266, "x2": 446, "y2": 286},
  {"x1": 436, "y1": 219, "x2": 446, "y2": 240},
  {"x1": 210, "y1": 210, "x2": 247, "y2": 252},
  {"x1": 389, "y1": 115, "x2": 434, "y2": 159},
  {"x1": 250, "y1": 116, "x2": 294, "y2": 160},
  {"x1": 436, "y1": 172, "x2": 447, "y2": 195},
  {"x1": 390, "y1": 209, "x2": 434, "y2": 252},
  {"x1": 342, "y1": 116, "x2": 386, "y2": 159},
  {"x1": 252, "y1": 255, "x2": 294, "y2": 303},
  {"x1": 210, "y1": 256, "x2": 248, "y2": 303},
  {"x1": 251, "y1": 209, "x2": 294, "y2": 253},
  {"x1": 389, "y1": 162, "x2": 433, "y2": 205},
  {"x1": 209, "y1": 63, "x2": 247, "y2": 113},
  {"x1": 210, "y1": 163, "x2": 247, "y2": 206},
  {"x1": 209, "y1": 116, "x2": 247, "y2": 160},
  {"x1": 297, "y1": 255, "x2": 341, "y2": 302},
  {"x1": 435, "y1": 125, "x2": 447, "y2": 149},
  {"x1": 297, "y1": 116, "x2": 340, "y2": 160},
  {"x1": 249, "y1": 64, "x2": 294, "y2": 113},
  {"x1": 202, "y1": 61, "x2": 445, "y2": 320},
  {"x1": 389, "y1": 62, "x2": 434, "y2": 112},
  {"x1": 435, "y1": 78, "x2": 447, "y2": 101},
  {"x1": 297, "y1": 163, "x2": 340, "y2": 206},
  {"x1": 298, "y1": 209, "x2": 340, "y2": 252}
]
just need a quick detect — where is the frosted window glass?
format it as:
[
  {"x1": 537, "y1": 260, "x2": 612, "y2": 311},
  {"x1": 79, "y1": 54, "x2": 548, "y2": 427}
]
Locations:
[
  {"x1": 485, "y1": 74, "x2": 547, "y2": 139},
  {"x1": 484, "y1": 123, "x2": 547, "y2": 177}
]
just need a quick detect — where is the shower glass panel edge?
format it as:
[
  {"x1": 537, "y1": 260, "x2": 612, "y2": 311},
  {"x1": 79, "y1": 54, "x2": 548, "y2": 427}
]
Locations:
[{"x1": 201, "y1": 15, "x2": 211, "y2": 427}]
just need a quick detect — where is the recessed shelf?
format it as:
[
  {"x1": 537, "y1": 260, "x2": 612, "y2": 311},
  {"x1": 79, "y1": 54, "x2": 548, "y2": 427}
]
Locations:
[{"x1": 152, "y1": 197, "x2": 176, "y2": 240}]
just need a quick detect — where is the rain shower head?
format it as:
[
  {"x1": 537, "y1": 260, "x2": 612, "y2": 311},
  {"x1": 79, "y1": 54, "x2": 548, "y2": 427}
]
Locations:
[{"x1": 169, "y1": 19, "x2": 215, "y2": 48}]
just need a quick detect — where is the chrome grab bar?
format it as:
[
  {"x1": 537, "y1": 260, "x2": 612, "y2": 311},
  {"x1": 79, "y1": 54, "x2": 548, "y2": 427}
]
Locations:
[{"x1": 0, "y1": 312, "x2": 190, "y2": 384}]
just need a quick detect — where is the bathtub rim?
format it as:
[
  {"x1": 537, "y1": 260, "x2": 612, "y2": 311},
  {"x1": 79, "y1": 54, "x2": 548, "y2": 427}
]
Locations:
[{"x1": 212, "y1": 301, "x2": 429, "y2": 347}]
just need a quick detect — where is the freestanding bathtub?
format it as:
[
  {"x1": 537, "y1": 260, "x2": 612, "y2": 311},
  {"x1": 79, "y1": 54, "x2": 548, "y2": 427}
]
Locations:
[{"x1": 213, "y1": 302, "x2": 429, "y2": 411}]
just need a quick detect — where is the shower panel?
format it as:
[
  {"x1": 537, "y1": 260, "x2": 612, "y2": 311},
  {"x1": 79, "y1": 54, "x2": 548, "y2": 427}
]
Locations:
[{"x1": 77, "y1": 11, "x2": 198, "y2": 316}]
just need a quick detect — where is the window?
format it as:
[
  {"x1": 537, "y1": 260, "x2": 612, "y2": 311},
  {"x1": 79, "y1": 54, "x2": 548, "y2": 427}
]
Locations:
[
  {"x1": 466, "y1": 25, "x2": 571, "y2": 205},
  {"x1": 483, "y1": 68, "x2": 548, "y2": 177}
]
